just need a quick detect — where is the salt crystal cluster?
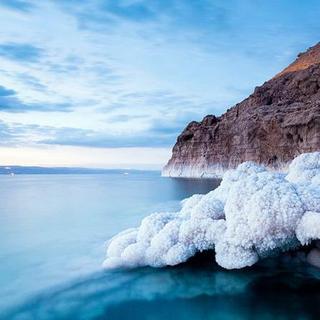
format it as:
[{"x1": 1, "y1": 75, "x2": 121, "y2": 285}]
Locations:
[{"x1": 103, "y1": 152, "x2": 320, "y2": 270}]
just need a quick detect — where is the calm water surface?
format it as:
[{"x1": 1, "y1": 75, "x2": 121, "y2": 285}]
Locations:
[{"x1": 1, "y1": 172, "x2": 320, "y2": 320}]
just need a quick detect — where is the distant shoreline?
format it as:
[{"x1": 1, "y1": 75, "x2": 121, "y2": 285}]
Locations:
[{"x1": 0, "y1": 166, "x2": 160, "y2": 175}]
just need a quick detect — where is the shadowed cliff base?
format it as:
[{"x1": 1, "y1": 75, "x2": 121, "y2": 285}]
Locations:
[{"x1": 163, "y1": 42, "x2": 320, "y2": 178}]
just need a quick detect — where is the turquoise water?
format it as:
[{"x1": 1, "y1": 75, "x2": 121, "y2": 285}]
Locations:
[{"x1": 1, "y1": 173, "x2": 320, "y2": 319}]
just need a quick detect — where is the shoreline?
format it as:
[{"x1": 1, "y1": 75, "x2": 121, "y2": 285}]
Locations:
[{"x1": 161, "y1": 162, "x2": 290, "y2": 178}]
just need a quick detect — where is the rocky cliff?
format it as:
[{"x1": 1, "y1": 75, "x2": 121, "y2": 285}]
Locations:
[{"x1": 162, "y1": 43, "x2": 320, "y2": 178}]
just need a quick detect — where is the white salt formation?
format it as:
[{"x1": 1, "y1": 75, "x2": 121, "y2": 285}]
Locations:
[{"x1": 103, "y1": 152, "x2": 320, "y2": 270}]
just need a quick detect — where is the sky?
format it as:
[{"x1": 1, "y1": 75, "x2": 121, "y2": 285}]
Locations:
[{"x1": 0, "y1": 0, "x2": 319, "y2": 169}]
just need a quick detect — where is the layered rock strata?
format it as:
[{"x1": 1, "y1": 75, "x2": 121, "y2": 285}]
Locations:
[{"x1": 163, "y1": 43, "x2": 320, "y2": 177}]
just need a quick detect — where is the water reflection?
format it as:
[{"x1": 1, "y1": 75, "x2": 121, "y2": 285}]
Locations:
[
  {"x1": 2, "y1": 174, "x2": 319, "y2": 319},
  {"x1": 5, "y1": 255, "x2": 320, "y2": 320},
  {"x1": 168, "y1": 177, "x2": 221, "y2": 199},
  {"x1": 0, "y1": 173, "x2": 220, "y2": 312}
]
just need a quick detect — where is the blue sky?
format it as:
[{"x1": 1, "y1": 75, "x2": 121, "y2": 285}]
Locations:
[{"x1": 0, "y1": 0, "x2": 319, "y2": 168}]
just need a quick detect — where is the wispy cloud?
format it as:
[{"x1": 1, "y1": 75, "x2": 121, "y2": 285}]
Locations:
[
  {"x1": 0, "y1": 0, "x2": 34, "y2": 12},
  {"x1": 0, "y1": 120, "x2": 42, "y2": 146},
  {"x1": 0, "y1": 85, "x2": 15, "y2": 96},
  {"x1": 40, "y1": 130, "x2": 175, "y2": 148},
  {"x1": 0, "y1": 43, "x2": 43, "y2": 62},
  {"x1": 6, "y1": 119, "x2": 177, "y2": 148},
  {"x1": 0, "y1": 85, "x2": 73, "y2": 112}
]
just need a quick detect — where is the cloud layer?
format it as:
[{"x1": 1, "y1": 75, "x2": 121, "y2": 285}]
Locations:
[{"x1": 0, "y1": 0, "x2": 319, "y2": 161}]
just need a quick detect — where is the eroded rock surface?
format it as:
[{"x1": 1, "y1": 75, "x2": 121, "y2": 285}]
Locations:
[{"x1": 163, "y1": 43, "x2": 320, "y2": 177}]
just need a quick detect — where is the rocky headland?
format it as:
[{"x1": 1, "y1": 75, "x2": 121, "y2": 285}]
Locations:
[{"x1": 162, "y1": 43, "x2": 320, "y2": 177}]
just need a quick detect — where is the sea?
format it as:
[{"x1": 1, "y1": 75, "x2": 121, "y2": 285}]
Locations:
[{"x1": 1, "y1": 172, "x2": 320, "y2": 320}]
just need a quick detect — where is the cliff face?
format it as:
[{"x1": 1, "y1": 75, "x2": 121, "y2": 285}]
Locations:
[{"x1": 163, "y1": 43, "x2": 320, "y2": 177}]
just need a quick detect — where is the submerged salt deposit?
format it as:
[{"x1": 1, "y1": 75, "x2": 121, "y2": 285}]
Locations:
[{"x1": 103, "y1": 152, "x2": 320, "y2": 270}]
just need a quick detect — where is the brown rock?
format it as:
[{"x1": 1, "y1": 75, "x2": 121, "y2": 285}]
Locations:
[{"x1": 163, "y1": 43, "x2": 320, "y2": 177}]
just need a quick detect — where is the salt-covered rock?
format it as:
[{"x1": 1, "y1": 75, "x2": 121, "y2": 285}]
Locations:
[
  {"x1": 103, "y1": 152, "x2": 320, "y2": 270},
  {"x1": 286, "y1": 152, "x2": 320, "y2": 185},
  {"x1": 296, "y1": 211, "x2": 320, "y2": 245}
]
